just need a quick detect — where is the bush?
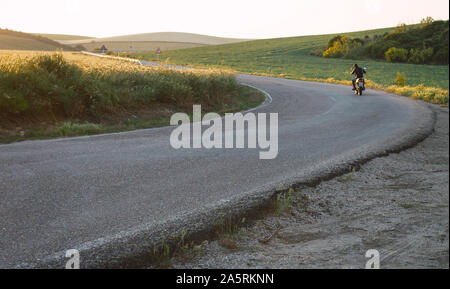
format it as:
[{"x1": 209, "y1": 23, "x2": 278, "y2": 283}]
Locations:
[
  {"x1": 420, "y1": 16, "x2": 435, "y2": 27},
  {"x1": 327, "y1": 35, "x2": 344, "y2": 49},
  {"x1": 395, "y1": 72, "x2": 406, "y2": 87},
  {"x1": 385, "y1": 47, "x2": 408, "y2": 63},
  {"x1": 323, "y1": 40, "x2": 347, "y2": 58},
  {"x1": 433, "y1": 46, "x2": 449, "y2": 64},
  {"x1": 0, "y1": 91, "x2": 29, "y2": 113},
  {"x1": 345, "y1": 46, "x2": 365, "y2": 59},
  {"x1": 364, "y1": 40, "x2": 400, "y2": 59},
  {"x1": 408, "y1": 47, "x2": 434, "y2": 64},
  {"x1": 323, "y1": 36, "x2": 363, "y2": 58}
]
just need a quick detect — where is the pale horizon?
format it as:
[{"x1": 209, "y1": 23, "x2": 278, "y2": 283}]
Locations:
[{"x1": 1, "y1": 0, "x2": 449, "y2": 39}]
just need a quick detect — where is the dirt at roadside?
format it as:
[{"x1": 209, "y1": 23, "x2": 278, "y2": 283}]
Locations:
[{"x1": 171, "y1": 106, "x2": 449, "y2": 269}]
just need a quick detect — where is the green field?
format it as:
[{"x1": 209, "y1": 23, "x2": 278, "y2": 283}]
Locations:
[{"x1": 131, "y1": 27, "x2": 449, "y2": 90}]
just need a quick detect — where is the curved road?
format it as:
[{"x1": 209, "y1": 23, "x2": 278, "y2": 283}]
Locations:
[{"x1": 0, "y1": 74, "x2": 433, "y2": 268}]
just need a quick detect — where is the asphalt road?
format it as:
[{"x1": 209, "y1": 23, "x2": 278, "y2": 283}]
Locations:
[{"x1": 0, "y1": 74, "x2": 433, "y2": 268}]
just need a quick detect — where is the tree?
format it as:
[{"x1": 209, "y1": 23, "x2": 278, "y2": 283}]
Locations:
[
  {"x1": 420, "y1": 16, "x2": 435, "y2": 26},
  {"x1": 385, "y1": 47, "x2": 408, "y2": 63},
  {"x1": 408, "y1": 47, "x2": 434, "y2": 64}
]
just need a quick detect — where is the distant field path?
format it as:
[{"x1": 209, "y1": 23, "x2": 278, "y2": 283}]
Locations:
[{"x1": 0, "y1": 74, "x2": 433, "y2": 268}]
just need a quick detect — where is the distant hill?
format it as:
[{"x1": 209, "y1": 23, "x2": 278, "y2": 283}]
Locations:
[
  {"x1": 0, "y1": 29, "x2": 77, "y2": 51},
  {"x1": 61, "y1": 32, "x2": 251, "y2": 45},
  {"x1": 55, "y1": 32, "x2": 252, "y2": 52},
  {"x1": 78, "y1": 41, "x2": 208, "y2": 53},
  {"x1": 34, "y1": 33, "x2": 94, "y2": 41}
]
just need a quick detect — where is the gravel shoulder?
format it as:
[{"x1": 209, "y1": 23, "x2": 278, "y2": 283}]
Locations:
[{"x1": 171, "y1": 105, "x2": 449, "y2": 269}]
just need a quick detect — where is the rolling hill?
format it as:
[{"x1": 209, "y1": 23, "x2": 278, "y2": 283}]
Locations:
[
  {"x1": 131, "y1": 26, "x2": 449, "y2": 90},
  {"x1": 0, "y1": 29, "x2": 77, "y2": 51},
  {"x1": 75, "y1": 41, "x2": 208, "y2": 53},
  {"x1": 56, "y1": 32, "x2": 252, "y2": 52},
  {"x1": 34, "y1": 33, "x2": 94, "y2": 41}
]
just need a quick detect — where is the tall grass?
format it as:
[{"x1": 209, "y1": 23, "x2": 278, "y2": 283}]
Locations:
[
  {"x1": 0, "y1": 52, "x2": 242, "y2": 121},
  {"x1": 0, "y1": 51, "x2": 265, "y2": 143}
]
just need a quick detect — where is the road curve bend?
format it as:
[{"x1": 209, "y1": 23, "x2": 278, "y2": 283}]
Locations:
[{"x1": 0, "y1": 74, "x2": 434, "y2": 268}]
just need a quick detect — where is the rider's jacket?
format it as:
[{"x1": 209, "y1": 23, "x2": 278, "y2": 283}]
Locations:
[{"x1": 351, "y1": 66, "x2": 366, "y2": 78}]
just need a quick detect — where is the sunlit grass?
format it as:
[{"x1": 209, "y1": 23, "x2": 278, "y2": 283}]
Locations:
[
  {"x1": 131, "y1": 26, "x2": 449, "y2": 106},
  {"x1": 0, "y1": 50, "x2": 265, "y2": 143}
]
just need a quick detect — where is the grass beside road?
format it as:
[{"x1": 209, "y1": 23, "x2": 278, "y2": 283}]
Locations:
[
  {"x1": 0, "y1": 51, "x2": 265, "y2": 143},
  {"x1": 131, "y1": 26, "x2": 449, "y2": 106}
]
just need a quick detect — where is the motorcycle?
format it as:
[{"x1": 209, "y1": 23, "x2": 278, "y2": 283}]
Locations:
[
  {"x1": 355, "y1": 77, "x2": 365, "y2": 96},
  {"x1": 353, "y1": 67, "x2": 367, "y2": 96}
]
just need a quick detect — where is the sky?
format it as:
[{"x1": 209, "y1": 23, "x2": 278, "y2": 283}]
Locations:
[{"x1": 1, "y1": 0, "x2": 449, "y2": 39}]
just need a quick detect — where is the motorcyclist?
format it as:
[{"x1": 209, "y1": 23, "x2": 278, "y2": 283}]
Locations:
[{"x1": 351, "y1": 64, "x2": 366, "y2": 91}]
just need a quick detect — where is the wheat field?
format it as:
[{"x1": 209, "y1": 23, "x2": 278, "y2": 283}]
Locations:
[{"x1": 0, "y1": 50, "x2": 264, "y2": 142}]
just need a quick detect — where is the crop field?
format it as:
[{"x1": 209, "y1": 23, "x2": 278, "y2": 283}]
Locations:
[
  {"x1": 0, "y1": 50, "x2": 264, "y2": 143},
  {"x1": 34, "y1": 33, "x2": 94, "y2": 41},
  {"x1": 80, "y1": 41, "x2": 208, "y2": 52},
  {"x1": 131, "y1": 27, "x2": 449, "y2": 104},
  {"x1": 0, "y1": 34, "x2": 60, "y2": 50}
]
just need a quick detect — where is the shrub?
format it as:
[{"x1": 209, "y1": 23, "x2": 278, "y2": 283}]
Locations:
[
  {"x1": 420, "y1": 16, "x2": 435, "y2": 27},
  {"x1": 352, "y1": 38, "x2": 365, "y2": 46},
  {"x1": 391, "y1": 23, "x2": 409, "y2": 34},
  {"x1": 385, "y1": 47, "x2": 408, "y2": 63},
  {"x1": 421, "y1": 47, "x2": 434, "y2": 62},
  {"x1": 433, "y1": 46, "x2": 449, "y2": 64},
  {"x1": 323, "y1": 36, "x2": 362, "y2": 58},
  {"x1": 345, "y1": 46, "x2": 364, "y2": 59},
  {"x1": 327, "y1": 35, "x2": 344, "y2": 49},
  {"x1": 364, "y1": 40, "x2": 400, "y2": 59},
  {"x1": 408, "y1": 47, "x2": 434, "y2": 64},
  {"x1": 0, "y1": 91, "x2": 29, "y2": 113},
  {"x1": 323, "y1": 40, "x2": 347, "y2": 58},
  {"x1": 395, "y1": 72, "x2": 406, "y2": 86}
]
